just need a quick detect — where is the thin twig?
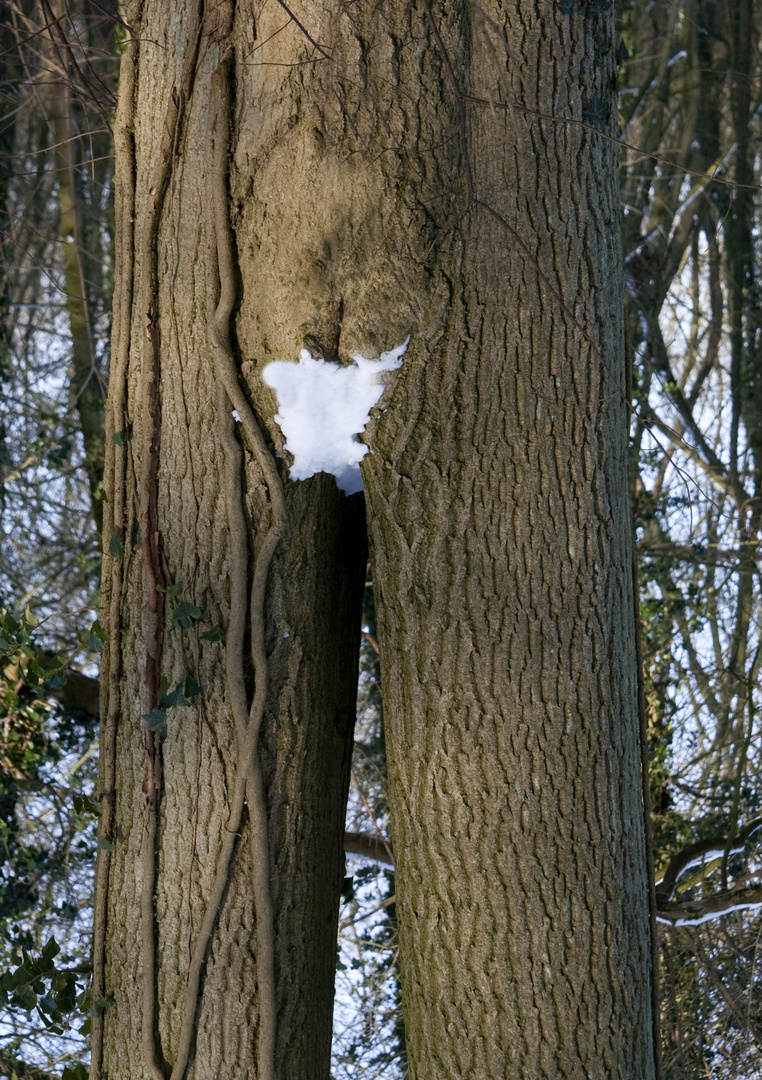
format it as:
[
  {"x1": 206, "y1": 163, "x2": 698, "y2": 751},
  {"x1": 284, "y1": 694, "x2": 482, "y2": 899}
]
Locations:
[{"x1": 272, "y1": 0, "x2": 331, "y2": 60}]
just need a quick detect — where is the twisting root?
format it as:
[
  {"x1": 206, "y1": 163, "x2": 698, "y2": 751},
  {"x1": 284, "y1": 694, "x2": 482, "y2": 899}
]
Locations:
[{"x1": 167, "y1": 52, "x2": 286, "y2": 1080}]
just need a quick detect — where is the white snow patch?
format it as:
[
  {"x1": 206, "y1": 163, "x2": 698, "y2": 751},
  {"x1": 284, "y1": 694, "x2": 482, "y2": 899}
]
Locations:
[
  {"x1": 673, "y1": 847, "x2": 740, "y2": 885},
  {"x1": 667, "y1": 49, "x2": 688, "y2": 68},
  {"x1": 262, "y1": 338, "x2": 408, "y2": 495},
  {"x1": 656, "y1": 836, "x2": 760, "y2": 892}
]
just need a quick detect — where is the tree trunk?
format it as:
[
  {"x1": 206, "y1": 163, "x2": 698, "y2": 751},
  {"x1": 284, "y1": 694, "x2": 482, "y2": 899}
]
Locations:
[
  {"x1": 48, "y1": 79, "x2": 106, "y2": 532},
  {"x1": 92, "y1": 4, "x2": 365, "y2": 1078},
  {"x1": 94, "y1": 0, "x2": 655, "y2": 1078},
  {"x1": 45, "y1": 0, "x2": 111, "y2": 533},
  {"x1": 359, "y1": 2, "x2": 657, "y2": 1077}
]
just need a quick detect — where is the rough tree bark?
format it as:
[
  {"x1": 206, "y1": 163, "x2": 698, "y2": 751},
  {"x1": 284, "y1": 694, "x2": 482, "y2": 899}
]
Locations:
[
  {"x1": 358, "y1": 1, "x2": 657, "y2": 1075},
  {"x1": 93, "y1": 3, "x2": 365, "y2": 1079},
  {"x1": 93, "y1": 1, "x2": 655, "y2": 1079},
  {"x1": 362, "y1": 7, "x2": 655, "y2": 1078}
]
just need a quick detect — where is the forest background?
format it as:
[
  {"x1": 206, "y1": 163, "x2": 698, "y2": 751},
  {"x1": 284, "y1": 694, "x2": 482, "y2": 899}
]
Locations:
[{"x1": 0, "y1": 0, "x2": 761, "y2": 1077}]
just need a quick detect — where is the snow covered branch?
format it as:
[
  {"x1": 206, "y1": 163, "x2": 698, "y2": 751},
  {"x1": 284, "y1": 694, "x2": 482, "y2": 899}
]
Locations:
[
  {"x1": 656, "y1": 885, "x2": 762, "y2": 927},
  {"x1": 654, "y1": 817, "x2": 762, "y2": 903}
]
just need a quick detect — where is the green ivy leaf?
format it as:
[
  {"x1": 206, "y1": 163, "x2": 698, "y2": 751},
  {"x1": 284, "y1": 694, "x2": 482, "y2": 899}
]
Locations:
[
  {"x1": 15, "y1": 983, "x2": 36, "y2": 1010},
  {"x1": 109, "y1": 530, "x2": 124, "y2": 559},
  {"x1": 79, "y1": 619, "x2": 104, "y2": 654},
  {"x1": 159, "y1": 682, "x2": 190, "y2": 709},
  {"x1": 52, "y1": 971, "x2": 77, "y2": 1014},
  {"x1": 556, "y1": 0, "x2": 574, "y2": 12},
  {"x1": 172, "y1": 601, "x2": 202, "y2": 629},
  {"x1": 73, "y1": 794, "x2": 101, "y2": 817},
  {"x1": 582, "y1": 96, "x2": 610, "y2": 129},
  {"x1": 201, "y1": 624, "x2": 221, "y2": 642},
  {"x1": 184, "y1": 673, "x2": 201, "y2": 699},
  {"x1": 97, "y1": 837, "x2": 115, "y2": 853},
  {"x1": 111, "y1": 431, "x2": 124, "y2": 447},
  {"x1": 40, "y1": 937, "x2": 60, "y2": 963},
  {"x1": 143, "y1": 708, "x2": 167, "y2": 734},
  {"x1": 156, "y1": 582, "x2": 181, "y2": 597},
  {"x1": 615, "y1": 37, "x2": 630, "y2": 67}
]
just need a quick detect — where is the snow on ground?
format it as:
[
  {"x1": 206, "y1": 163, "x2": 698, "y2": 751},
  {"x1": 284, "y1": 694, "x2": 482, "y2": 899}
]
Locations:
[{"x1": 262, "y1": 339, "x2": 408, "y2": 495}]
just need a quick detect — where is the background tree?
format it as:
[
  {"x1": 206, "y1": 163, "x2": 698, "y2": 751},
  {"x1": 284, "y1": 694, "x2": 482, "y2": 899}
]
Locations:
[
  {"x1": 619, "y1": 0, "x2": 762, "y2": 1075},
  {"x1": 0, "y1": 4, "x2": 115, "y2": 1074}
]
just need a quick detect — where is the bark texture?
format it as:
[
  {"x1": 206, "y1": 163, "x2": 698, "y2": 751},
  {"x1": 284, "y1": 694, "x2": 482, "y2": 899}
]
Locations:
[
  {"x1": 93, "y1": 3, "x2": 365, "y2": 1078},
  {"x1": 95, "y1": 0, "x2": 654, "y2": 1078},
  {"x1": 228, "y1": 0, "x2": 656, "y2": 1072},
  {"x1": 359, "y1": 4, "x2": 656, "y2": 1079}
]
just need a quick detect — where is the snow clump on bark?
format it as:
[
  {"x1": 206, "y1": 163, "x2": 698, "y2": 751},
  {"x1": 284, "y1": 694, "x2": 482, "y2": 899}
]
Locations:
[{"x1": 262, "y1": 338, "x2": 408, "y2": 495}]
